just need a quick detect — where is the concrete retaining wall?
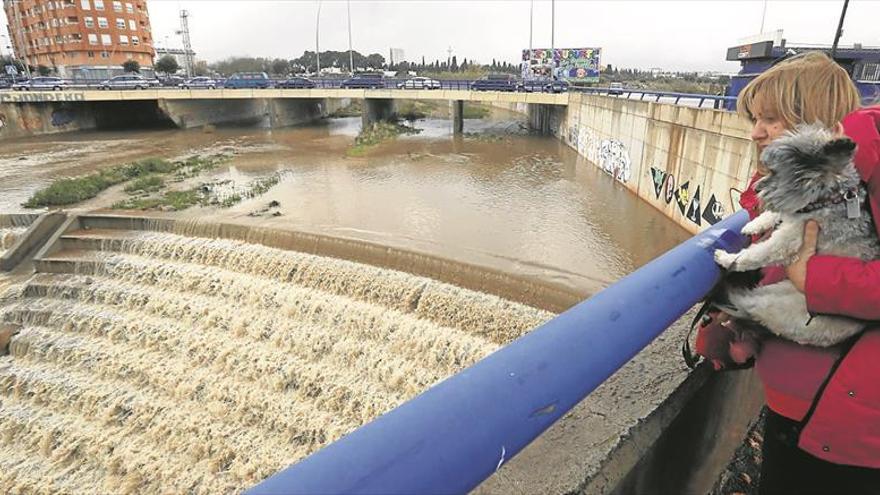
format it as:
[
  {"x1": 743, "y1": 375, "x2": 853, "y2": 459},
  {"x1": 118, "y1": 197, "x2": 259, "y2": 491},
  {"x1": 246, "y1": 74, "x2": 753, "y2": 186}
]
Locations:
[
  {"x1": 0, "y1": 101, "x2": 99, "y2": 139},
  {"x1": 561, "y1": 94, "x2": 756, "y2": 234}
]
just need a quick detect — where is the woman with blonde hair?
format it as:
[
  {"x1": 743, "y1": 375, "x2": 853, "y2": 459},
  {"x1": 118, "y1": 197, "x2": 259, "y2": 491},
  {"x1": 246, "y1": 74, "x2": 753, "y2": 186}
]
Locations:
[{"x1": 697, "y1": 51, "x2": 880, "y2": 493}]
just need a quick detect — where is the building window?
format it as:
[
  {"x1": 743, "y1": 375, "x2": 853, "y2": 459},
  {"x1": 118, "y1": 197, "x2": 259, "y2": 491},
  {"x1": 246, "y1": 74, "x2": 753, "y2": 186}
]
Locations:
[
  {"x1": 131, "y1": 35, "x2": 139, "y2": 45},
  {"x1": 101, "y1": 33, "x2": 111, "y2": 45},
  {"x1": 81, "y1": 0, "x2": 90, "y2": 9},
  {"x1": 87, "y1": 51, "x2": 94, "y2": 57},
  {"x1": 97, "y1": 17, "x2": 107, "y2": 28},
  {"x1": 84, "y1": 16, "x2": 93, "y2": 27},
  {"x1": 858, "y1": 63, "x2": 880, "y2": 82},
  {"x1": 112, "y1": 1, "x2": 122, "y2": 12},
  {"x1": 94, "y1": 0, "x2": 104, "y2": 10},
  {"x1": 119, "y1": 35, "x2": 128, "y2": 45},
  {"x1": 88, "y1": 33, "x2": 98, "y2": 45},
  {"x1": 116, "y1": 18, "x2": 125, "y2": 28},
  {"x1": 128, "y1": 19, "x2": 136, "y2": 30},
  {"x1": 125, "y1": 2, "x2": 133, "y2": 13},
  {"x1": 100, "y1": 51, "x2": 109, "y2": 58}
]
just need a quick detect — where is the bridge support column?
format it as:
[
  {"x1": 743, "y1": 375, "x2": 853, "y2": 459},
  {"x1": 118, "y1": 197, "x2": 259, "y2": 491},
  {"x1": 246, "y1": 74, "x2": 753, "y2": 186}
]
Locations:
[
  {"x1": 362, "y1": 98, "x2": 396, "y2": 128},
  {"x1": 451, "y1": 100, "x2": 464, "y2": 134}
]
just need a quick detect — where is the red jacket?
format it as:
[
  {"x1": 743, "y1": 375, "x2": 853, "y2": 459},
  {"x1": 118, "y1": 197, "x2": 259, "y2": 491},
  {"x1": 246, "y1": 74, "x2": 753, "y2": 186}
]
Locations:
[{"x1": 746, "y1": 106, "x2": 880, "y2": 467}]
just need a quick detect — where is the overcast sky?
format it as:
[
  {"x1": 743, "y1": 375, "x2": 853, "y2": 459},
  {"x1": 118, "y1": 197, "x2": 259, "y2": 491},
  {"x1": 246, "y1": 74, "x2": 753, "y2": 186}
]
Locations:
[{"x1": 4, "y1": 1, "x2": 880, "y2": 72}]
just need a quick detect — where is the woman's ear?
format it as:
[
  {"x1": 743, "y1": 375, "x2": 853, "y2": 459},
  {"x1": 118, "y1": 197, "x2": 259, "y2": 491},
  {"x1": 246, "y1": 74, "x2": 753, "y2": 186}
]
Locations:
[{"x1": 834, "y1": 122, "x2": 845, "y2": 137}]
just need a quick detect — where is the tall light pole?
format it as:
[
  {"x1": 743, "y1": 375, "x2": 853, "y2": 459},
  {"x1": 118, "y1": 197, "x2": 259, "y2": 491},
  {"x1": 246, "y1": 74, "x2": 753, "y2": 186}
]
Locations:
[
  {"x1": 528, "y1": 0, "x2": 534, "y2": 57},
  {"x1": 550, "y1": 0, "x2": 556, "y2": 78},
  {"x1": 759, "y1": 0, "x2": 768, "y2": 33},
  {"x1": 347, "y1": 0, "x2": 354, "y2": 74},
  {"x1": 315, "y1": 0, "x2": 322, "y2": 75}
]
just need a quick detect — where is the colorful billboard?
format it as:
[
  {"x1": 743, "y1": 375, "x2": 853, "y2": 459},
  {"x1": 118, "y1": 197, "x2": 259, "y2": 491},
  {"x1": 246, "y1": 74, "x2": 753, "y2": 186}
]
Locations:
[{"x1": 521, "y1": 47, "x2": 601, "y2": 83}]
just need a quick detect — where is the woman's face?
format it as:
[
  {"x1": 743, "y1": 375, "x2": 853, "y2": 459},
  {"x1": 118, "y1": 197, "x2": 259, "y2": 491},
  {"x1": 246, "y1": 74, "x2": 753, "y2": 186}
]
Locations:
[{"x1": 750, "y1": 108, "x2": 788, "y2": 152}]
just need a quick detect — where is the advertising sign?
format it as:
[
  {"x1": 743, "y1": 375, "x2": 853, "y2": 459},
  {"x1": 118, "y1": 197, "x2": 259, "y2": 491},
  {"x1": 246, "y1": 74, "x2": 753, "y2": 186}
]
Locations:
[{"x1": 522, "y1": 47, "x2": 601, "y2": 83}]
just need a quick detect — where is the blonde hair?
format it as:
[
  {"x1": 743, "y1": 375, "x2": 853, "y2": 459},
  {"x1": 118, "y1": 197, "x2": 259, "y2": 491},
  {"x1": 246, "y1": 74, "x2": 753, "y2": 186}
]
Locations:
[{"x1": 737, "y1": 51, "x2": 861, "y2": 129}]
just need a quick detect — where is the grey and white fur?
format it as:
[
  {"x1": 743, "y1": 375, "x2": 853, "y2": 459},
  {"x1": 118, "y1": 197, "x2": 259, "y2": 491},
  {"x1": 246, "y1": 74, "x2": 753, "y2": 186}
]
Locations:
[{"x1": 714, "y1": 124, "x2": 880, "y2": 347}]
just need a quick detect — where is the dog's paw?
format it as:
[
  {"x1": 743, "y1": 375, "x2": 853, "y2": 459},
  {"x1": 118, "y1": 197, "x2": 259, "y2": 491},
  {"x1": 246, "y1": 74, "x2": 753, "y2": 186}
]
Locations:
[
  {"x1": 714, "y1": 249, "x2": 737, "y2": 269},
  {"x1": 740, "y1": 221, "x2": 763, "y2": 236}
]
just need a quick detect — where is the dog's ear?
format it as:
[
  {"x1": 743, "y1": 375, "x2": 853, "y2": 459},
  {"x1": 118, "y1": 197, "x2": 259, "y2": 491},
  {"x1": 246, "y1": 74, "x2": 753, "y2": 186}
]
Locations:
[{"x1": 822, "y1": 138, "x2": 857, "y2": 160}]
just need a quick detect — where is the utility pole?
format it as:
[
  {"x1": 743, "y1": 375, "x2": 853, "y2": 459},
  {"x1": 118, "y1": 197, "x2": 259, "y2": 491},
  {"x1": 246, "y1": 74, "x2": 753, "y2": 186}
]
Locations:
[
  {"x1": 447, "y1": 46, "x2": 452, "y2": 69},
  {"x1": 178, "y1": 10, "x2": 194, "y2": 77},
  {"x1": 831, "y1": 0, "x2": 850, "y2": 59},
  {"x1": 315, "y1": 0, "x2": 322, "y2": 75},
  {"x1": 347, "y1": 0, "x2": 354, "y2": 74}
]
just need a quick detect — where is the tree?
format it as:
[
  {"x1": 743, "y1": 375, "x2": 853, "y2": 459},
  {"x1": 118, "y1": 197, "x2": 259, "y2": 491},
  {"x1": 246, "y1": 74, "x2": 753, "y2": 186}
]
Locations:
[
  {"x1": 155, "y1": 55, "x2": 180, "y2": 75},
  {"x1": 270, "y1": 58, "x2": 290, "y2": 76},
  {"x1": 193, "y1": 60, "x2": 210, "y2": 76},
  {"x1": 37, "y1": 64, "x2": 51, "y2": 76},
  {"x1": 122, "y1": 59, "x2": 140, "y2": 73},
  {"x1": 451, "y1": 55, "x2": 458, "y2": 72}
]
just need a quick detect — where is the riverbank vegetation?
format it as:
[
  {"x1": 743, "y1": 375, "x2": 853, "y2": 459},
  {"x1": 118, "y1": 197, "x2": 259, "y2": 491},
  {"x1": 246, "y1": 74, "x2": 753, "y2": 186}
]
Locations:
[
  {"x1": 347, "y1": 122, "x2": 422, "y2": 157},
  {"x1": 23, "y1": 155, "x2": 226, "y2": 208}
]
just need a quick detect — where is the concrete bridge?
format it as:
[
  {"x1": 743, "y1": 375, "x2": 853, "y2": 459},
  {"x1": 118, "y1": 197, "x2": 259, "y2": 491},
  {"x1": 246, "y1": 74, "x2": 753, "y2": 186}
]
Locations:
[{"x1": 0, "y1": 88, "x2": 567, "y2": 138}]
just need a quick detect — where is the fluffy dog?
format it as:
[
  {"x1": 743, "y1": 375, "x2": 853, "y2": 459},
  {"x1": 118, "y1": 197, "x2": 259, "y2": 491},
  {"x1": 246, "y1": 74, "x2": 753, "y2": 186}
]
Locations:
[{"x1": 714, "y1": 124, "x2": 880, "y2": 347}]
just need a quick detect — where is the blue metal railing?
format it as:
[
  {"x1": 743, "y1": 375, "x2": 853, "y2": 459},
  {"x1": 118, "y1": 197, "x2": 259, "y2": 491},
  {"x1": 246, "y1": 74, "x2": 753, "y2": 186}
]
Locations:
[{"x1": 247, "y1": 210, "x2": 750, "y2": 495}]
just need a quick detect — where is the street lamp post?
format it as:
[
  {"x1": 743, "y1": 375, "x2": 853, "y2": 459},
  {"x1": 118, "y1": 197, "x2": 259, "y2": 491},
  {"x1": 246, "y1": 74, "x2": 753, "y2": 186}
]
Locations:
[
  {"x1": 347, "y1": 0, "x2": 354, "y2": 74},
  {"x1": 315, "y1": 0, "x2": 322, "y2": 75},
  {"x1": 550, "y1": 0, "x2": 556, "y2": 79},
  {"x1": 831, "y1": 0, "x2": 850, "y2": 58}
]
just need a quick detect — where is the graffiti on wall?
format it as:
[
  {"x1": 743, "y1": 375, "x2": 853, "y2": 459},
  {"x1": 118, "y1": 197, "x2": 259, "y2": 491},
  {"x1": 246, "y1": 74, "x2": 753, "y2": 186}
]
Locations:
[
  {"x1": 51, "y1": 109, "x2": 75, "y2": 126},
  {"x1": 0, "y1": 92, "x2": 85, "y2": 104},
  {"x1": 0, "y1": 113, "x2": 5, "y2": 131},
  {"x1": 598, "y1": 139, "x2": 632, "y2": 183},
  {"x1": 649, "y1": 166, "x2": 727, "y2": 227}
]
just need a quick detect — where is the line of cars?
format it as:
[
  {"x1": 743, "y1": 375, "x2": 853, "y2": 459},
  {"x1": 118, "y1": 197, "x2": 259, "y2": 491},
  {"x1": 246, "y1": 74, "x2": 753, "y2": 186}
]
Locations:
[{"x1": 1, "y1": 72, "x2": 576, "y2": 93}]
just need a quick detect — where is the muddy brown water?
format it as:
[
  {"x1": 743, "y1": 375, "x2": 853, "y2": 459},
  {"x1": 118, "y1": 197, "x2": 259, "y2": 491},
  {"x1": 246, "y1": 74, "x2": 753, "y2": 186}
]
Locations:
[
  {"x1": 0, "y1": 110, "x2": 688, "y2": 298},
  {"x1": 0, "y1": 110, "x2": 693, "y2": 493}
]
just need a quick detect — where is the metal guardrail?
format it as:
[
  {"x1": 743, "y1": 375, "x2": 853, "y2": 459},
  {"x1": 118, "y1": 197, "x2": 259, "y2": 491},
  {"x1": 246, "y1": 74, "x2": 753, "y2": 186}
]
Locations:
[
  {"x1": 246, "y1": 210, "x2": 750, "y2": 495},
  {"x1": 572, "y1": 86, "x2": 738, "y2": 110}
]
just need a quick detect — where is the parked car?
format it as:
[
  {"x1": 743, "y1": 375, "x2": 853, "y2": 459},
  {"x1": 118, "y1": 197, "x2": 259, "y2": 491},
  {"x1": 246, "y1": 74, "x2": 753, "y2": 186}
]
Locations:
[
  {"x1": 397, "y1": 77, "x2": 441, "y2": 90},
  {"x1": 544, "y1": 79, "x2": 570, "y2": 93},
  {"x1": 277, "y1": 77, "x2": 316, "y2": 89},
  {"x1": 340, "y1": 73, "x2": 385, "y2": 89},
  {"x1": 179, "y1": 76, "x2": 218, "y2": 89},
  {"x1": 609, "y1": 82, "x2": 625, "y2": 95},
  {"x1": 470, "y1": 74, "x2": 518, "y2": 92},
  {"x1": 0, "y1": 77, "x2": 13, "y2": 90},
  {"x1": 159, "y1": 76, "x2": 185, "y2": 87},
  {"x1": 223, "y1": 72, "x2": 271, "y2": 89},
  {"x1": 98, "y1": 74, "x2": 160, "y2": 90},
  {"x1": 12, "y1": 76, "x2": 68, "y2": 91}
]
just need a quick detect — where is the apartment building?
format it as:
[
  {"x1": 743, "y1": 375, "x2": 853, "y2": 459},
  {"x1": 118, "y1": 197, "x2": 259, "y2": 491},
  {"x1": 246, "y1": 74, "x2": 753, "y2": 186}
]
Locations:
[{"x1": 3, "y1": 0, "x2": 155, "y2": 78}]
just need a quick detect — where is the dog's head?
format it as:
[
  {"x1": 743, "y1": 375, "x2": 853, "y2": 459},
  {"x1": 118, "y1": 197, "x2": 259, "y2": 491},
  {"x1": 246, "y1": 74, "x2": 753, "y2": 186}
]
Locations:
[{"x1": 756, "y1": 123, "x2": 858, "y2": 213}]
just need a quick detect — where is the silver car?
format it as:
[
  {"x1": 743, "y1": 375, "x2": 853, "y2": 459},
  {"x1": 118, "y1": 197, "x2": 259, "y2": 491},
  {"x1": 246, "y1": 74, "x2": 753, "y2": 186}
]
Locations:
[
  {"x1": 98, "y1": 75, "x2": 160, "y2": 90},
  {"x1": 179, "y1": 76, "x2": 218, "y2": 90},
  {"x1": 12, "y1": 77, "x2": 68, "y2": 91},
  {"x1": 397, "y1": 77, "x2": 442, "y2": 90}
]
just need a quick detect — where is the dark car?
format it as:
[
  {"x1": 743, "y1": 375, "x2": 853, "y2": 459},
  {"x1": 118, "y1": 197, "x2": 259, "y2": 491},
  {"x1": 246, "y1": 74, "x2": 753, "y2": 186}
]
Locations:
[
  {"x1": 0, "y1": 77, "x2": 12, "y2": 90},
  {"x1": 340, "y1": 73, "x2": 385, "y2": 89},
  {"x1": 224, "y1": 72, "x2": 271, "y2": 89},
  {"x1": 544, "y1": 79, "x2": 570, "y2": 93},
  {"x1": 277, "y1": 77, "x2": 316, "y2": 89},
  {"x1": 470, "y1": 74, "x2": 518, "y2": 92}
]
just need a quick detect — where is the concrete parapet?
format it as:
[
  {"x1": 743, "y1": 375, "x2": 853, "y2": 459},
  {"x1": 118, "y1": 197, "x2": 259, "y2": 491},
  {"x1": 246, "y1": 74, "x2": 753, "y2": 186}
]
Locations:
[{"x1": 0, "y1": 212, "x2": 68, "y2": 271}]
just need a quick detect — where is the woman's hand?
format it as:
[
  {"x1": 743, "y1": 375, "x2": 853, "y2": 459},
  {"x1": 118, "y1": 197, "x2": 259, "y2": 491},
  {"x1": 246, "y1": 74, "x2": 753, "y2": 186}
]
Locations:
[{"x1": 786, "y1": 220, "x2": 820, "y2": 292}]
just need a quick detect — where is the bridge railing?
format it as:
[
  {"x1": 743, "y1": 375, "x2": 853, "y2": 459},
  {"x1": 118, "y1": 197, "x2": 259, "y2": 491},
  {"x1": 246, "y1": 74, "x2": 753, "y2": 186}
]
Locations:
[
  {"x1": 571, "y1": 86, "x2": 738, "y2": 110},
  {"x1": 246, "y1": 210, "x2": 750, "y2": 495}
]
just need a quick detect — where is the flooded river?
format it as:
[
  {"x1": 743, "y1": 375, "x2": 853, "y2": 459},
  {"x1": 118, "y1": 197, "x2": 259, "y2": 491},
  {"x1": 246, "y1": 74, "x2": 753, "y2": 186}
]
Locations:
[
  {"x1": 0, "y1": 107, "x2": 692, "y2": 493},
  {"x1": 0, "y1": 109, "x2": 688, "y2": 297}
]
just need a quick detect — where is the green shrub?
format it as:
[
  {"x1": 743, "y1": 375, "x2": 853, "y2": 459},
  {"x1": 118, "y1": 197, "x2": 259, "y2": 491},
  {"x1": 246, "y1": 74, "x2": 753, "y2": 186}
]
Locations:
[{"x1": 124, "y1": 175, "x2": 165, "y2": 194}]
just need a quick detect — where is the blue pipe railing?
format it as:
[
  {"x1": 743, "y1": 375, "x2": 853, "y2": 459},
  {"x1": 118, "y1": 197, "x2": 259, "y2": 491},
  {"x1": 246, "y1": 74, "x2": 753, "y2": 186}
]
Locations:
[{"x1": 247, "y1": 210, "x2": 750, "y2": 495}]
